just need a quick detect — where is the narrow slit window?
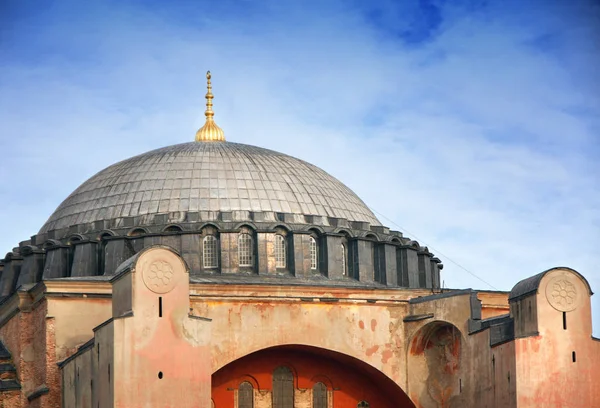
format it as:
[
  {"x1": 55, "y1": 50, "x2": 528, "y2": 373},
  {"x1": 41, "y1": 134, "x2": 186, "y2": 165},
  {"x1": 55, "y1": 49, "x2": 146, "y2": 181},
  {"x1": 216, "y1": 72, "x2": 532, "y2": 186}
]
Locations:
[
  {"x1": 309, "y1": 237, "x2": 318, "y2": 270},
  {"x1": 159, "y1": 297, "x2": 163, "y2": 318},
  {"x1": 341, "y1": 244, "x2": 347, "y2": 276},
  {"x1": 275, "y1": 235, "x2": 286, "y2": 268},
  {"x1": 563, "y1": 312, "x2": 567, "y2": 330},
  {"x1": 203, "y1": 235, "x2": 218, "y2": 268},
  {"x1": 572, "y1": 351, "x2": 576, "y2": 362}
]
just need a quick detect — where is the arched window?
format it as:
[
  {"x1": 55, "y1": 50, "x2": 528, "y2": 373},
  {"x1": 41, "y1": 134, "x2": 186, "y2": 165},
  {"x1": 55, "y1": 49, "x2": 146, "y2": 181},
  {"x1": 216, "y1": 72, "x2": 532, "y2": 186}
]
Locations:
[
  {"x1": 357, "y1": 401, "x2": 370, "y2": 408},
  {"x1": 238, "y1": 381, "x2": 253, "y2": 408},
  {"x1": 164, "y1": 225, "x2": 182, "y2": 233},
  {"x1": 275, "y1": 235, "x2": 286, "y2": 268},
  {"x1": 203, "y1": 235, "x2": 218, "y2": 269},
  {"x1": 238, "y1": 233, "x2": 253, "y2": 267},
  {"x1": 272, "y1": 366, "x2": 294, "y2": 408},
  {"x1": 341, "y1": 244, "x2": 347, "y2": 276},
  {"x1": 309, "y1": 236, "x2": 318, "y2": 270},
  {"x1": 312, "y1": 382, "x2": 327, "y2": 408},
  {"x1": 128, "y1": 228, "x2": 146, "y2": 237}
]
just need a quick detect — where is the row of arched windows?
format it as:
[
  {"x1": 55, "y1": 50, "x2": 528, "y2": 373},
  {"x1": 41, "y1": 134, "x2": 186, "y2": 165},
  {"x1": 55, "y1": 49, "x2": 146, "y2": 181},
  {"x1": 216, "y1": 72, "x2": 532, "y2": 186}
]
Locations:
[
  {"x1": 201, "y1": 234, "x2": 403, "y2": 282},
  {"x1": 203, "y1": 233, "x2": 430, "y2": 288},
  {"x1": 200, "y1": 233, "x2": 319, "y2": 271},
  {"x1": 235, "y1": 366, "x2": 370, "y2": 408}
]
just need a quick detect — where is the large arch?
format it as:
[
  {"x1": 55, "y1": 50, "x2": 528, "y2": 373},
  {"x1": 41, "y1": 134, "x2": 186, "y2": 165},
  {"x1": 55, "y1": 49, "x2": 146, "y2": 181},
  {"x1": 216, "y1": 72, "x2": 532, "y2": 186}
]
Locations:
[{"x1": 212, "y1": 345, "x2": 415, "y2": 408}]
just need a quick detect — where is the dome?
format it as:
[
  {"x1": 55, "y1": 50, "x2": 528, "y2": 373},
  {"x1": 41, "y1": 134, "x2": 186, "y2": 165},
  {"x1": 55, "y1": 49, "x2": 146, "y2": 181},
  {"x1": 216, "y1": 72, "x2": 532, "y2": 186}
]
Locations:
[{"x1": 39, "y1": 141, "x2": 381, "y2": 234}]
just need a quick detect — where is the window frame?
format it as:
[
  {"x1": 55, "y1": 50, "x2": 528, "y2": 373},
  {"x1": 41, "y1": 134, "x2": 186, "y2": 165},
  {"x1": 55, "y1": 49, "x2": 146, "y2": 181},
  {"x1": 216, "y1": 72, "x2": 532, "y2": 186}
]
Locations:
[
  {"x1": 238, "y1": 233, "x2": 254, "y2": 268},
  {"x1": 202, "y1": 235, "x2": 219, "y2": 269},
  {"x1": 274, "y1": 234, "x2": 287, "y2": 269},
  {"x1": 238, "y1": 381, "x2": 254, "y2": 408},
  {"x1": 309, "y1": 236, "x2": 318, "y2": 270}
]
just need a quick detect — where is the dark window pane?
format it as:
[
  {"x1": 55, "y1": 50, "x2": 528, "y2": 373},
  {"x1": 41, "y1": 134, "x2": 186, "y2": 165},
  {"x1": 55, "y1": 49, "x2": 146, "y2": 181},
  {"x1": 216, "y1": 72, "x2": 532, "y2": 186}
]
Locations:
[
  {"x1": 312, "y1": 382, "x2": 327, "y2": 408},
  {"x1": 418, "y1": 255, "x2": 426, "y2": 288},
  {"x1": 238, "y1": 381, "x2": 253, "y2": 408},
  {"x1": 272, "y1": 366, "x2": 294, "y2": 408}
]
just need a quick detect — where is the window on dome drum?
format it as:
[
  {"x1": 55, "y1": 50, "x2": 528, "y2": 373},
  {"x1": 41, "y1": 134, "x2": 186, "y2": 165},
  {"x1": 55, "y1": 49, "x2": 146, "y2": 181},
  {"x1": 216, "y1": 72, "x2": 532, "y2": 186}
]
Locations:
[
  {"x1": 275, "y1": 235, "x2": 286, "y2": 268},
  {"x1": 341, "y1": 244, "x2": 347, "y2": 276},
  {"x1": 312, "y1": 382, "x2": 327, "y2": 408},
  {"x1": 373, "y1": 244, "x2": 386, "y2": 284},
  {"x1": 272, "y1": 366, "x2": 294, "y2": 408},
  {"x1": 418, "y1": 255, "x2": 426, "y2": 288},
  {"x1": 238, "y1": 381, "x2": 254, "y2": 408},
  {"x1": 349, "y1": 240, "x2": 359, "y2": 280},
  {"x1": 309, "y1": 237, "x2": 318, "y2": 270},
  {"x1": 238, "y1": 233, "x2": 253, "y2": 267},
  {"x1": 396, "y1": 248, "x2": 409, "y2": 287},
  {"x1": 203, "y1": 235, "x2": 218, "y2": 269}
]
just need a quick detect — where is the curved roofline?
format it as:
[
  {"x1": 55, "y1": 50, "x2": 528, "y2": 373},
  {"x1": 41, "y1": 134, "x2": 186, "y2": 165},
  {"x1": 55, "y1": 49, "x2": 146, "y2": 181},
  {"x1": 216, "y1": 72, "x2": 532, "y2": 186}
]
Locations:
[
  {"x1": 508, "y1": 266, "x2": 593, "y2": 301},
  {"x1": 38, "y1": 141, "x2": 381, "y2": 234}
]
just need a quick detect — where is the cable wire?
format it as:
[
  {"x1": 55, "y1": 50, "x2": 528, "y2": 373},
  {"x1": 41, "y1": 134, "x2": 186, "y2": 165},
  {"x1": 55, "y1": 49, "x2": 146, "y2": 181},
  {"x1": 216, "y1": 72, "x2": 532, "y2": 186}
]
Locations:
[{"x1": 369, "y1": 207, "x2": 499, "y2": 291}]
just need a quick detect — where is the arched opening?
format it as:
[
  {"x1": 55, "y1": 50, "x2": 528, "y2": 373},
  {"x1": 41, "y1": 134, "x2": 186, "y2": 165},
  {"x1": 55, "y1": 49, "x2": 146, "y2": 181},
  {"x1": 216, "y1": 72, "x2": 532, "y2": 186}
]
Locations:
[
  {"x1": 163, "y1": 225, "x2": 183, "y2": 233},
  {"x1": 212, "y1": 345, "x2": 415, "y2": 408},
  {"x1": 408, "y1": 321, "x2": 464, "y2": 407}
]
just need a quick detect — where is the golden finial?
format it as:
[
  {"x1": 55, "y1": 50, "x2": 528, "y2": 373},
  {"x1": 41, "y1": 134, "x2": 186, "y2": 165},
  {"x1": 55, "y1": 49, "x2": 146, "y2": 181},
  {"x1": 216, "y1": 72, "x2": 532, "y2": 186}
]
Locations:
[{"x1": 195, "y1": 71, "x2": 225, "y2": 142}]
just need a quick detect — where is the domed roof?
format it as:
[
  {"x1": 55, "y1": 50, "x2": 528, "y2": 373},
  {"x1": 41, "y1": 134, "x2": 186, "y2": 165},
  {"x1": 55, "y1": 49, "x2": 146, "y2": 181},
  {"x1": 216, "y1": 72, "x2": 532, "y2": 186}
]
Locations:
[{"x1": 39, "y1": 141, "x2": 381, "y2": 233}]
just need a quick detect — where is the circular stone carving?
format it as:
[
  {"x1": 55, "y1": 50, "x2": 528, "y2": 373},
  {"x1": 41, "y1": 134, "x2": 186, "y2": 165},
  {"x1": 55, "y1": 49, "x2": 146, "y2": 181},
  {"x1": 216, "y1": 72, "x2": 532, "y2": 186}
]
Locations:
[
  {"x1": 546, "y1": 277, "x2": 578, "y2": 312},
  {"x1": 142, "y1": 260, "x2": 176, "y2": 294}
]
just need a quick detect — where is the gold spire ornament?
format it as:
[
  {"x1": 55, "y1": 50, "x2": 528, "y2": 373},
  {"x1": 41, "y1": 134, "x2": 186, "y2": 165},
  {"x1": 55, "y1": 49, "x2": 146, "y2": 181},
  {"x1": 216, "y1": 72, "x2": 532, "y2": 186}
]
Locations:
[{"x1": 195, "y1": 71, "x2": 226, "y2": 142}]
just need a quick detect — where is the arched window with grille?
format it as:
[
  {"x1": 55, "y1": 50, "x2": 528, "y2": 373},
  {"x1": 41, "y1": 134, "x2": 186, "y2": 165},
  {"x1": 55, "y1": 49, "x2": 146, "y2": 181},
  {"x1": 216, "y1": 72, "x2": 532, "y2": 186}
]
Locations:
[
  {"x1": 275, "y1": 235, "x2": 286, "y2": 268},
  {"x1": 203, "y1": 235, "x2": 218, "y2": 269},
  {"x1": 238, "y1": 381, "x2": 253, "y2": 408},
  {"x1": 272, "y1": 366, "x2": 294, "y2": 408},
  {"x1": 238, "y1": 233, "x2": 253, "y2": 267},
  {"x1": 341, "y1": 244, "x2": 347, "y2": 276},
  {"x1": 309, "y1": 236, "x2": 318, "y2": 270},
  {"x1": 312, "y1": 382, "x2": 328, "y2": 408}
]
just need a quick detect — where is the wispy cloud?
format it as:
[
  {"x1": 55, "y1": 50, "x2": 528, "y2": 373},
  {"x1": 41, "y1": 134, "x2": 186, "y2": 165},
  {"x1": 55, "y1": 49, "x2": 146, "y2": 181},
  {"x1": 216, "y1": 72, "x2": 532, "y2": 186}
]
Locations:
[{"x1": 1, "y1": 0, "x2": 599, "y2": 333}]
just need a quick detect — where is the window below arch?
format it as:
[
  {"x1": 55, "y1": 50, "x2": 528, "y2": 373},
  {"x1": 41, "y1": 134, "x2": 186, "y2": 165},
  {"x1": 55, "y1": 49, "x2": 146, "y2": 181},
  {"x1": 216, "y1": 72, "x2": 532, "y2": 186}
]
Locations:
[
  {"x1": 396, "y1": 248, "x2": 408, "y2": 287},
  {"x1": 272, "y1": 366, "x2": 294, "y2": 408},
  {"x1": 357, "y1": 401, "x2": 370, "y2": 408},
  {"x1": 238, "y1": 381, "x2": 253, "y2": 408},
  {"x1": 309, "y1": 236, "x2": 318, "y2": 270},
  {"x1": 203, "y1": 235, "x2": 218, "y2": 269},
  {"x1": 341, "y1": 244, "x2": 347, "y2": 276},
  {"x1": 238, "y1": 233, "x2": 253, "y2": 267},
  {"x1": 312, "y1": 382, "x2": 327, "y2": 408},
  {"x1": 373, "y1": 244, "x2": 386, "y2": 284},
  {"x1": 275, "y1": 235, "x2": 286, "y2": 268}
]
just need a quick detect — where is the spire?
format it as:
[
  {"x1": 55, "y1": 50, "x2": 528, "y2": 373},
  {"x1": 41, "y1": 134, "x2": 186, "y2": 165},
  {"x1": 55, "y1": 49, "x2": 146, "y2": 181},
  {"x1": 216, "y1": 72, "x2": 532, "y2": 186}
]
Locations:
[{"x1": 195, "y1": 71, "x2": 225, "y2": 142}]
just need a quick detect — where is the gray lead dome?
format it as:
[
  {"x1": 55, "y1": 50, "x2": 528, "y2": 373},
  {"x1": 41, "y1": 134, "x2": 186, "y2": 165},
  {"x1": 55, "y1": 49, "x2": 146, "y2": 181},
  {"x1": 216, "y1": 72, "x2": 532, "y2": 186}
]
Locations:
[{"x1": 39, "y1": 141, "x2": 380, "y2": 233}]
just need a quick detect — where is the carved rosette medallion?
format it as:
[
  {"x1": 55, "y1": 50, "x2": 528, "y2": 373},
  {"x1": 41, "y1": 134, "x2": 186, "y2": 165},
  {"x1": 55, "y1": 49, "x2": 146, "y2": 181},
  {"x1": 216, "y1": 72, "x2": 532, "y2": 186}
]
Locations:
[
  {"x1": 546, "y1": 277, "x2": 578, "y2": 312},
  {"x1": 142, "y1": 260, "x2": 176, "y2": 294}
]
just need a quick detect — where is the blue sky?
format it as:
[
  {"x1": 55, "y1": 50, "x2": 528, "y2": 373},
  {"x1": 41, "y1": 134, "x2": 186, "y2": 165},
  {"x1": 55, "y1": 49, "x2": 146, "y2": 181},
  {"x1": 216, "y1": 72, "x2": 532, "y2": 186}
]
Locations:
[{"x1": 1, "y1": 0, "x2": 599, "y2": 334}]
